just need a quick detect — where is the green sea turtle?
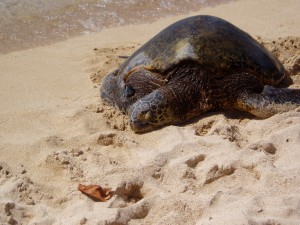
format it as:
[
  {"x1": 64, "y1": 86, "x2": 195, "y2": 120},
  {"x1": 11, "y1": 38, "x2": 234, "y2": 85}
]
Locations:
[{"x1": 100, "y1": 15, "x2": 300, "y2": 133}]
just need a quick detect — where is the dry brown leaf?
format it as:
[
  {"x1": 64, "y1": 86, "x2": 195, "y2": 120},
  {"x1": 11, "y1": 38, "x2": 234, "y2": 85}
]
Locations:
[{"x1": 78, "y1": 184, "x2": 113, "y2": 202}]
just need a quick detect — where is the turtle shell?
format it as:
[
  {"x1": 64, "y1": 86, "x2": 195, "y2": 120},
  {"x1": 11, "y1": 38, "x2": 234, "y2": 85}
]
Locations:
[{"x1": 117, "y1": 15, "x2": 285, "y2": 86}]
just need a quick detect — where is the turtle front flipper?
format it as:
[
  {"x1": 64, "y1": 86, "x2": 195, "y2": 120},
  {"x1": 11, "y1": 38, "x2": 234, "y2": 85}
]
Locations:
[{"x1": 236, "y1": 86, "x2": 300, "y2": 118}]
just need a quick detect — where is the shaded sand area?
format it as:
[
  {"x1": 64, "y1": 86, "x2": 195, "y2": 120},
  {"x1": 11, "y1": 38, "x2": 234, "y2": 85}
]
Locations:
[{"x1": 1, "y1": 0, "x2": 300, "y2": 224}]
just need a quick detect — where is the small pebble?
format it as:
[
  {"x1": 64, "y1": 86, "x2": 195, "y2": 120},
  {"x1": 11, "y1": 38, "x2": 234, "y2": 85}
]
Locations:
[
  {"x1": 26, "y1": 199, "x2": 35, "y2": 205},
  {"x1": 80, "y1": 217, "x2": 88, "y2": 225},
  {"x1": 96, "y1": 107, "x2": 104, "y2": 113},
  {"x1": 262, "y1": 142, "x2": 277, "y2": 154},
  {"x1": 61, "y1": 160, "x2": 70, "y2": 165}
]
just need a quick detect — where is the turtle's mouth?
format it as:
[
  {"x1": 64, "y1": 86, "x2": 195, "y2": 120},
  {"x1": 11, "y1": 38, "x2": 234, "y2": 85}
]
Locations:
[
  {"x1": 129, "y1": 110, "x2": 159, "y2": 133},
  {"x1": 129, "y1": 118, "x2": 156, "y2": 133},
  {"x1": 129, "y1": 105, "x2": 158, "y2": 133}
]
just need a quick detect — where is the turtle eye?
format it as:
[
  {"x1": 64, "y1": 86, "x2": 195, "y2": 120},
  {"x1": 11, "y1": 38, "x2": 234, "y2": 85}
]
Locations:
[
  {"x1": 124, "y1": 85, "x2": 135, "y2": 98},
  {"x1": 144, "y1": 111, "x2": 151, "y2": 120},
  {"x1": 137, "y1": 110, "x2": 151, "y2": 121}
]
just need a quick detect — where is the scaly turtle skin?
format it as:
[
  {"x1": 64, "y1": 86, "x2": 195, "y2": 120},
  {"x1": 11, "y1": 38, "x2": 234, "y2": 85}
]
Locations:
[{"x1": 100, "y1": 15, "x2": 300, "y2": 133}]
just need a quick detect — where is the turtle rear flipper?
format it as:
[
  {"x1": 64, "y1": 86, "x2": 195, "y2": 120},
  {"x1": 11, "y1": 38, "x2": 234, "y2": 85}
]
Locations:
[{"x1": 236, "y1": 86, "x2": 300, "y2": 118}]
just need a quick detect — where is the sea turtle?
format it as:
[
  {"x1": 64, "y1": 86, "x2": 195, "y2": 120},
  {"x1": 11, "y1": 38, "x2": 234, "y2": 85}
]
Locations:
[{"x1": 100, "y1": 15, "x2": 300, "y2": 133}]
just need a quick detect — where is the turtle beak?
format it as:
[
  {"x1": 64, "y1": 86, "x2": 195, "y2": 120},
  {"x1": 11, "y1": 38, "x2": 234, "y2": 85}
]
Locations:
[
  {"x1": 129, "y1": 118, "x2": 155, "y2": 133},
  {"x1": 129, "y1": 120, "x2": 141, "y2": 133}
]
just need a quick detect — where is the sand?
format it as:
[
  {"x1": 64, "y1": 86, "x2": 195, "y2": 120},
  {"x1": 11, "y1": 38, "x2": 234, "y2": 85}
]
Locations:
[{"x1": 1, "y1": 0, "x2": 300, "y2": 224}]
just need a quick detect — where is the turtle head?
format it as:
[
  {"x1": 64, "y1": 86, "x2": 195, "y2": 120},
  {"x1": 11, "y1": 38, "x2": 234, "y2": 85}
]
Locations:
[{"x1": 128, "y1": 89, "x2": 173, "y2": 133}]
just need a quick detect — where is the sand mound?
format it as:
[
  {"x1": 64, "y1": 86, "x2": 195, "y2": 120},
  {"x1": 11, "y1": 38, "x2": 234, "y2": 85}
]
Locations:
[{"x1": 260, "y1": 36, "x2": 300, "y2": 77}]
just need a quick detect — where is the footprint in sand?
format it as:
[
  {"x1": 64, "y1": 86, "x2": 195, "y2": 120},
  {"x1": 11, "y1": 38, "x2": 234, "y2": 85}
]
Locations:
[
  {"x1": 195, "y1": 116, "x2": 243, "y2": 144},
  {"x1": 247, "y1": 140, "x2": 277, "y2": 155},
  {"x1": 97, "y1": 132, "x2": 137, "y2": 147}
]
